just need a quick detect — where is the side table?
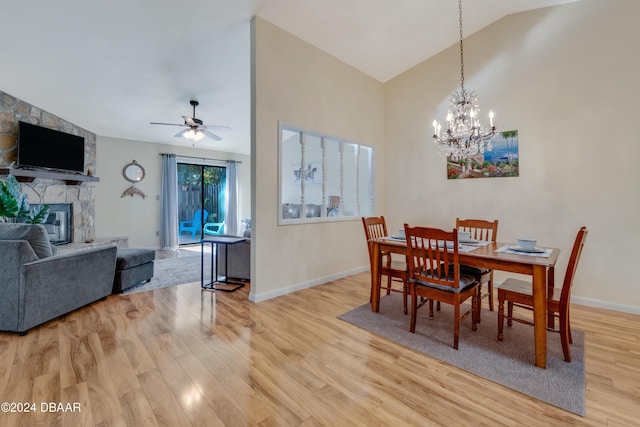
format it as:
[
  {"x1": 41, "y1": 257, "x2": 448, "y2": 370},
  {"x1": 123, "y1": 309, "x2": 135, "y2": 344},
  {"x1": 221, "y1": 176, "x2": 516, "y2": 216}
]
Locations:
[{"x1": 201, "y1": 236, "x2": 247, "y2": 292}]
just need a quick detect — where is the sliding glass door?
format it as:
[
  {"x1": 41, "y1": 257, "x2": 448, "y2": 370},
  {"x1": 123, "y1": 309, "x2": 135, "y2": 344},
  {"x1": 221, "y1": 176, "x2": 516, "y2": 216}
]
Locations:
[{"x1": 177, "y1": 163, "x2": 226, "y2": 245}]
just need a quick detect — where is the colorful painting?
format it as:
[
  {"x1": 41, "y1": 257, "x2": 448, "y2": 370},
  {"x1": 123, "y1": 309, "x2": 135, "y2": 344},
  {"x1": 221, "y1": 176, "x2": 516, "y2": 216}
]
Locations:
[{"x1": 446, "y1": 130, "x2": 519, "y2": 179}]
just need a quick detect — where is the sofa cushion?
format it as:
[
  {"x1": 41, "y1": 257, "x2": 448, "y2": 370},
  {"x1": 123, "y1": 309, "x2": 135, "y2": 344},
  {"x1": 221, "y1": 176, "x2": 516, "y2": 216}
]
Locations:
[
  {"x1": 0, "y1": 223, "x2": 53, "y2": 259},
  {"x1": 116, "y1": 248, "x2": 155, "y2": 269}
]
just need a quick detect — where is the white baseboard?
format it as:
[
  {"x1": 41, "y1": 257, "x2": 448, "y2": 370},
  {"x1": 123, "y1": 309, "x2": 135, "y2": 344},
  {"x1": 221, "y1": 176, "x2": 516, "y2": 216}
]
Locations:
[
  {"x1": 248, "y1": 273, "x2": 640, "y2": 315},
  {"x1": 570, "y1": 296, "x2": 640, "y2": 315},
  {"x1": 493, "y1": 280, "x2": 640, "y2": 315},
  {"x1": 249, "y1": 265, "x2": 369, "y2": 303}
]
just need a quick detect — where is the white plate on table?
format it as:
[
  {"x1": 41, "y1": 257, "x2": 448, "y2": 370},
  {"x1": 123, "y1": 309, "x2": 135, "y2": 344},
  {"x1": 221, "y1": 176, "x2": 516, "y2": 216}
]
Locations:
[
  {"x1": 508, "y1": 245, "x2": 545, "y2": 253},
  {"x1": 437, "y1": 241, "x2": 454, "y2": 249},
  {"x1": 459, "y1": 238, "x2": 480, "y2": 244}
]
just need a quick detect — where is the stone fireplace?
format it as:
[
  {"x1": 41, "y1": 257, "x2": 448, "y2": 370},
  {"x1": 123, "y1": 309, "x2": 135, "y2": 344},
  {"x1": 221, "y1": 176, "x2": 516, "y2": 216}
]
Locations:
[
  {"x1": 0, "y1": 90, "x2": 98, "y2": 243},
  {"x1": 15, "y1": 180, "x2": 96, "y2": 244}
]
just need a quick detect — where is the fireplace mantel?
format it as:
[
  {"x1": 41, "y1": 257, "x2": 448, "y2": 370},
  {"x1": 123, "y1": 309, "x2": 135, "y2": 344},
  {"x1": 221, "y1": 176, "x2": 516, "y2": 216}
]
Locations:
[{"x1": 0, "y1": 167, "x2": 100, "y2": 184}]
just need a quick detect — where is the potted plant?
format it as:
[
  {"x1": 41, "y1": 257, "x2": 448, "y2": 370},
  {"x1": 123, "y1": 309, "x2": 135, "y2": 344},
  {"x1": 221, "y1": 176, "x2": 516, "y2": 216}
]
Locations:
[{"x1": 0, "y1": 175, "x2": 49, "y2": 224}]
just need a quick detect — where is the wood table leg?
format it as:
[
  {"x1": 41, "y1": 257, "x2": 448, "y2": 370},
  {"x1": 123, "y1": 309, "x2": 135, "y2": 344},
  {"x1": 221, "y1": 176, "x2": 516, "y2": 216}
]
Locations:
[
  {"x1": 547, "y1": 266, "x2": 555, "y2": 329},
  {"x1": 371, "y1": 240, "x2": 382, "y2": 312},
  {"x1": 532, "y1": 265, "x2": 547, "y2": 368}
]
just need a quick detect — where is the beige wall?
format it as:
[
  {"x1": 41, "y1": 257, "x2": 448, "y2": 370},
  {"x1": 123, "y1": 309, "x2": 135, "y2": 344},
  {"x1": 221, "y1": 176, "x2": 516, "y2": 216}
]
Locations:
[
  {"x1": 251, "y1": 17, "x2": 385, "y2": 301},
  {"x1": 96, "y1": 136, "x2": 250, "y2": 248},
  {"x1": 383, "y1": 0, "x2": 640, "y2": 312}
]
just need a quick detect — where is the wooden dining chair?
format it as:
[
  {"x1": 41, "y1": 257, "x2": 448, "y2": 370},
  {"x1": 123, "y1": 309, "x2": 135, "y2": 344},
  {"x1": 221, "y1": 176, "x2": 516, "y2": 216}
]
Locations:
[
  {"x1": 404, "y1": 225, "x2": 480, "y2": 349},
  {"x1": 497, "y1": 226, "x2": 588, "y2": 362},
  {"x1": 456, "y1": 218, "x2": 499, "y2": 318},
  {"x1": 362, "y1": 216, "x2": 409, "y2": 314}
]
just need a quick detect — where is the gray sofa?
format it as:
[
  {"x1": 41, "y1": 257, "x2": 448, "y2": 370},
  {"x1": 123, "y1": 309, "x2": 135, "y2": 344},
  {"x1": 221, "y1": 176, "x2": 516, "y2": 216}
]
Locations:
[
  {"x1": 216, "y1": 231, "x2": 250, "y2": 281},
  {"x1": 0, "y1": 223, "x2": 117, "y2": 334}
]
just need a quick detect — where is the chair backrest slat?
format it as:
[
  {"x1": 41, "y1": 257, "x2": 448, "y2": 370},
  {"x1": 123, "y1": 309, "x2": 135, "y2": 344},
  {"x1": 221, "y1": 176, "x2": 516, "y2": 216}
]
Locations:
[
  {"x1": 456, "y1": 218, "x2": 499, "y2": 242},
  {"x1": 362, "y1": 216, "x2": 389, "y2": 260},
  {"x1": 561, "y1": 226, "x2": 588, "y2": 305},
  {"x1": 405, "y1": 225, "x2": 460, "y2": 289}
]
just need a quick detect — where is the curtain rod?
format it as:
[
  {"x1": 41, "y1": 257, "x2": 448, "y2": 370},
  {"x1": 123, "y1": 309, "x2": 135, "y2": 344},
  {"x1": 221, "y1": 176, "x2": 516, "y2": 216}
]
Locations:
[{"x1": 159, "y1": 153, "x2": 242, "y2": 163}]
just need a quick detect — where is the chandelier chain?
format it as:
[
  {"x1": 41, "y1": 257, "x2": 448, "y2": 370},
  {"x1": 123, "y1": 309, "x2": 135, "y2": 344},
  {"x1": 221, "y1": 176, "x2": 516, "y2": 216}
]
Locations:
[
  {"x1": 458, "y1": 0, "x2": 464, "y2": 92},
  {"x1": 432, "y1": 0, "x2": 495, "y2": 161}
]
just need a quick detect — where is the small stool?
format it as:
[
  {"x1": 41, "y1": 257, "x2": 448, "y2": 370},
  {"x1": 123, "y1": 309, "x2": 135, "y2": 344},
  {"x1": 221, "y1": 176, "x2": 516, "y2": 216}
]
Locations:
[{"x1": 112, "y1": 248, "x2": 155, "y2": 293}]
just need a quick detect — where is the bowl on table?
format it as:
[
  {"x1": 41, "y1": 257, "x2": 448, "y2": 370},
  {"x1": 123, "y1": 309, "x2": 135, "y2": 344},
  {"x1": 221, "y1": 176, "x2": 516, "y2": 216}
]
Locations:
[
  {"x1": 517, "y1": 238, "x2": 537, "y2": 251},
  {"x1": 458, "y1": 231, "x2": 471, "y2": 242}
]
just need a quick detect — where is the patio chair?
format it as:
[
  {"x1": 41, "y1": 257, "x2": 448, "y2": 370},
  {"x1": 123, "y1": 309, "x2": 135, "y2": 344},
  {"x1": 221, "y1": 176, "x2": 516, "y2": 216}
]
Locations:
[
  {"x1": 203, "y1": 221, "x2": 225, "y2": 236},
  {"x1": 179, "y1": 209, "x2": 208, "y2": 239}
]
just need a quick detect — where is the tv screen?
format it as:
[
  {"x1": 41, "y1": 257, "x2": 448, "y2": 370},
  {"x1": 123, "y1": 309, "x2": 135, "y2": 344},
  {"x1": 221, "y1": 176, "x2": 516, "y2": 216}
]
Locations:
[{"x1": 17, "y1": 121, "x2": 85, "y2": 173}]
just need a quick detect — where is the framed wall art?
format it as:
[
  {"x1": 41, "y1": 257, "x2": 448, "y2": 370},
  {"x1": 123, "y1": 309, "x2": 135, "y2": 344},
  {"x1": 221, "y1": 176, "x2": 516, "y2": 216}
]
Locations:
[{"x1": 446, "y1": 130, "x2": 519, "y2": 179}]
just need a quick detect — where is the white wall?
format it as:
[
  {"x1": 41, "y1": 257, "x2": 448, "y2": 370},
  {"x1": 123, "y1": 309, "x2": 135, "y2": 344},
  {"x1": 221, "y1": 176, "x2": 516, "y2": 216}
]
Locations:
[
  {"x1": 251, "y1": 17, "x2": 385, "y2": 301},
  {"x1": 383, "y1": 0, "x2": 640, "y2": 312},
  {"x1": 95, "y1": 136, "x2": 250, "y2": 248}
]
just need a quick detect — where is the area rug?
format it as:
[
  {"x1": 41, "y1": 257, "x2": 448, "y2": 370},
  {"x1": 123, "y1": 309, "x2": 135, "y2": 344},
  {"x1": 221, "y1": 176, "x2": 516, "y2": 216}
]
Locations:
[
  {"x1": 338, "y1": 293, "x2": 585, "y2": 416},
  {"x1": 123, "y1": 253, "x2": 210, "y2": 294}
]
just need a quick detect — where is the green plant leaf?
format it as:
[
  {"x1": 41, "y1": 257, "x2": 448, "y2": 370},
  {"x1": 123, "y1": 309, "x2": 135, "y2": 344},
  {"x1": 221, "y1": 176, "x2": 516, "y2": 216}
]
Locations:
[
  {"x1": 0, "y1": 175, "x2": 39, "y2": 221},
  {"x1": 0, "y1": 182, "x2": 20, "y2": 218},
  {"x1": 25, "y1": 205, "x2": 49, "y2": 224}
]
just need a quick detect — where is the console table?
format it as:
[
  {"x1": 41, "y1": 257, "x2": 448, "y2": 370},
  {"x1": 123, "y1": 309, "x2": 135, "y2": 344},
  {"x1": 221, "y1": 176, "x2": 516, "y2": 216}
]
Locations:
[{"x1": 201, "y1": 236, "x2": 247, "y2": 292}]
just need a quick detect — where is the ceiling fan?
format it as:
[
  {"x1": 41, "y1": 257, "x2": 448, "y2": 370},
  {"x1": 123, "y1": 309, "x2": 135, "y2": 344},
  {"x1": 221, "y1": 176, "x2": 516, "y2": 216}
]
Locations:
[{"x1": 150, "y1": 100, "x2": 230, "y2": 141}]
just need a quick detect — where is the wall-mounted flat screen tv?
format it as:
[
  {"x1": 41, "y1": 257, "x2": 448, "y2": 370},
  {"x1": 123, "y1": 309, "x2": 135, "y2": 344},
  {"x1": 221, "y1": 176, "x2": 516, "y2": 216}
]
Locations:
[{"x1": 17, "y1": 121, "x2": 85, "y2": 173}]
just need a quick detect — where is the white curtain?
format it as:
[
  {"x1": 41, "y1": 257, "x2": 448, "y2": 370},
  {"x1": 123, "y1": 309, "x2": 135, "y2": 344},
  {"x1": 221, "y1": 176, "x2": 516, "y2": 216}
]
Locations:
[
  {"x1": 225, "y1": 160, "x2": 239, "y2": 236},
  {"x1": 160, "y1": 154, "x2": 179, "y2": 249}
]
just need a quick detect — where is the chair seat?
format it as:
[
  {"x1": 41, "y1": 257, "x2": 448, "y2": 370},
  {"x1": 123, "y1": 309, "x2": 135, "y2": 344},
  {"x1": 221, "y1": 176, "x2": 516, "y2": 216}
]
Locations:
[
  {"x1": 386, "y1": 260, "x2": 408, "y2": 272},
  {"x1": 460, "y1": 264, "x2": 491, "y2": 276},
  {"x1": 498, "y1": 278, "x2": 562, "y2": 304},
  {"x1": 498, "y1": 277, "x2": 562, "y2": 313},
  {"x1": 412, "y1": 273, "x2": 477, "y2": 293}
]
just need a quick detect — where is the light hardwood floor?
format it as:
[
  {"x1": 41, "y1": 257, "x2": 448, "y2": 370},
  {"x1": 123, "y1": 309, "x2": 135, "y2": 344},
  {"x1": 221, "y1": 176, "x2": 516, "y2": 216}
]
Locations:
[{"x1": 0, "y1": 272, "x2": 639, "y2": 426}]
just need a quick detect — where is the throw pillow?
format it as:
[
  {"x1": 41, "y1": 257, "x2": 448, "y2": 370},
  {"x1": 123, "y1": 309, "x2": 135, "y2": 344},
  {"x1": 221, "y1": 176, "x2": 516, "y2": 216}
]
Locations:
[{"x1": 0, "y1": 223, "x2": 53, "y2": 259}]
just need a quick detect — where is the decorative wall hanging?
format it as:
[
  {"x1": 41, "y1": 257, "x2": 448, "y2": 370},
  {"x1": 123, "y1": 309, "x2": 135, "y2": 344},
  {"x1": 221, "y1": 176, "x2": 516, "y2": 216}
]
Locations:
[
  {"x1": 291, "y1": 162, "x2": 321, "y2": 184},
  {"x1": 121, "y1": 160, "x2": 147, "y2": 198},
  {"x1": 446, "y1": 130, "x2": 519, "y2": 179}
]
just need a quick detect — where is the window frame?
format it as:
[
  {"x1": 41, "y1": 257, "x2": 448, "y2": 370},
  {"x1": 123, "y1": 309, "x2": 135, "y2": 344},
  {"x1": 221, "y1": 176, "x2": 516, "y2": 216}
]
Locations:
[{"x1": 278, "y1": 122, "x2": 376, "y2": 225}]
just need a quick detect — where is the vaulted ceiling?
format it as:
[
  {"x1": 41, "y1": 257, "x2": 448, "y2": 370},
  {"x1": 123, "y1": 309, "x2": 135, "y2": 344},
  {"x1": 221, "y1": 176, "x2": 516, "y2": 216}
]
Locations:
[{"x1": 1, "y1": 0, "x2": 578, "y2": 154}]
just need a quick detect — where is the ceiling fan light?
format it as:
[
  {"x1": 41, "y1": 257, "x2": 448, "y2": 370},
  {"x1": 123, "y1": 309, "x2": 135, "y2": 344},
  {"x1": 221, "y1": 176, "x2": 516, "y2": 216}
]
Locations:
[
  {"x1": 183, "y1": 129, "x2": 196, "y2": 140},
  {"x1": 192, "y1": 131, "x2": 205, "y2": 141}
]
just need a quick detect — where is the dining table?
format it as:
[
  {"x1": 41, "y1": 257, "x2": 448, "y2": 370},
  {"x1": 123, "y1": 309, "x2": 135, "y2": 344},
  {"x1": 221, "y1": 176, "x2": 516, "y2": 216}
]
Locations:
[{"x1": 369, "y1": 237, "x2": 560, "y2": 369}]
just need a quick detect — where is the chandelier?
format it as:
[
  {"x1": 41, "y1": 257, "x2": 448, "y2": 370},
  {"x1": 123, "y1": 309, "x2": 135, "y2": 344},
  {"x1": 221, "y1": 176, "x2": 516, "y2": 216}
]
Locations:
[{"x1": 433, "y1": 0, "x2": 496, "y2": 159}]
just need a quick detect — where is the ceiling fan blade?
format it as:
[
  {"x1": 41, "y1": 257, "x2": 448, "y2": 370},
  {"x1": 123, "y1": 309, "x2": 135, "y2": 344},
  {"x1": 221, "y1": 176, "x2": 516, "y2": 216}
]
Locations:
[
  {"x1": 205, "y1": 125, "x2": 231, "y2": 131},
  {"x1": 202, "y1": 129, "x2": 222, "y2": 141},
  {"x1": 150, "y1": 122, "x2": 185, "y2": 127},
  {"x1": 174, "y1": 129, "x2": 188, "y2": 138}
]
